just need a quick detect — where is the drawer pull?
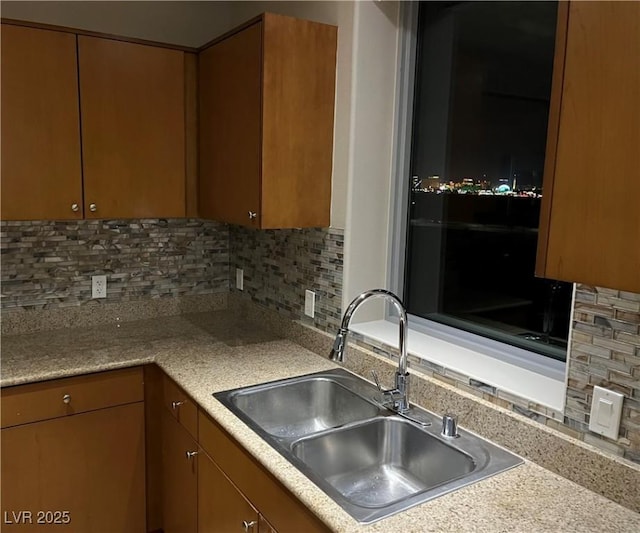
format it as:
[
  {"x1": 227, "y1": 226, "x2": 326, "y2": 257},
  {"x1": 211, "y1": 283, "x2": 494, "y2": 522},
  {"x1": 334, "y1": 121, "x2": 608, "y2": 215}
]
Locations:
[
  {"x1": 171, "y1": 400, "x2": 185, "y2": 410},
  {"x1": 185, "y1": 450, "x2": 198, "y2": 460},
  {"x1": 62, "y1": 394, "x2": 71, "y2": 404},
  {"x1": 242, "y1": 520, "x2": 257, "y2": 532}
]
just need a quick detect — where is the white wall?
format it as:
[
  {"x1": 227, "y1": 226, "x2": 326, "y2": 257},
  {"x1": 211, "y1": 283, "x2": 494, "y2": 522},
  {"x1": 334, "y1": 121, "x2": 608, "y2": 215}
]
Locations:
[
  {"x1": 342, "y1": 1, "x2": 400, "y2": 318},
  {"x1": 1, "y1": 1, "x2": 236, "y2": 47}
]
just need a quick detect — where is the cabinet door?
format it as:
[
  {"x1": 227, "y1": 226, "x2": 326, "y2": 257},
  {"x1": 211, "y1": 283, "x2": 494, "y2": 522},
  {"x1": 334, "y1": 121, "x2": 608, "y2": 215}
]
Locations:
[
  {"x1": 198, "y1": 449, "x2": 260, "y2": 533},
  {"x1": 259, "y1": 516, "x2": 278, "y2": 533},
  {"x1": 199, "y1": 411, "x2": 329, "y2": 533},
  {"x1": 199, "y1": 22, "x2": 262, "y2": 227},
  {"x1": 537, "y1": 2, "x2": 640, "y2": 292},
  {"x1": 78, "y1": 36, "x2": 186, "y2": 219},
  {"x1": 162, "y1": 373, "x2": 198, "y2": 439},
  {"x1": 1, "y1": 402, "x2": 146, "y2": 533},
  {"x1": 161, "y1": 410, "x2": 198, "y2": 533},
  {"x1": 261, "y1": 13, "x2": 335, "y2": 229},
  {"x1": 1, "y1": 24, "x2": 83, "y2": 220}
]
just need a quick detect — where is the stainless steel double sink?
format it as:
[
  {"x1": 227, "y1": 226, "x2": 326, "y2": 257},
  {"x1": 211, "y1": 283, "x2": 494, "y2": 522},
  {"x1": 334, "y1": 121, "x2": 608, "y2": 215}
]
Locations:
[{"x1": 214, "y1": 368, "x2": 522, "y2": 524}]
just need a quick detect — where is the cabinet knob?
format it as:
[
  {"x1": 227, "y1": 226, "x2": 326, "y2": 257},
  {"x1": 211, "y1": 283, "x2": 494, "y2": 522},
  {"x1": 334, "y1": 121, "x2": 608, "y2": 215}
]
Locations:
[
  {"x1": 185, "y1": 450, "x2": 198, "y2": 460},
  {"x1": 171, "y1": 400, "x2": 184, "y2": 410},
  {"x1": 62, "y1": 394, "x2": 71, "y2": 404},
  {"x1": 242, "y1": 520, "x2": 257, "y2": 532},
  {"x1": 89, "y1": 203, "x2": 97, "y2": 212},
  {"x1": 71, "y1": 203, "x2": 80, "y2": 212},
  {"x1": 248, "y1": 211, "x2": 257, "y2": 220}
]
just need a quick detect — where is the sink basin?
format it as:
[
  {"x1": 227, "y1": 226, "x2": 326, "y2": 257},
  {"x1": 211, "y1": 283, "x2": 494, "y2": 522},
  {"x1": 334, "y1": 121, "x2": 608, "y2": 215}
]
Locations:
[
  {"x1": 292, "y1": 417, "x2": 475, "y2": 508},
  {"x1": 228, "y1": 376, "x2": 380, "y2": 439},
  {"x1": 215, "y1": 368, "x2": 522, "y2": 523}
]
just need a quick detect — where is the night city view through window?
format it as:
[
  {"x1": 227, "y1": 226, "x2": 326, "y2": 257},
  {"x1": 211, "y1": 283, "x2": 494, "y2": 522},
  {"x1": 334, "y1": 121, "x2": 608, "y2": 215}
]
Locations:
[{"x1": 404, "y1": 1, "x2": 572, "y2": 361}]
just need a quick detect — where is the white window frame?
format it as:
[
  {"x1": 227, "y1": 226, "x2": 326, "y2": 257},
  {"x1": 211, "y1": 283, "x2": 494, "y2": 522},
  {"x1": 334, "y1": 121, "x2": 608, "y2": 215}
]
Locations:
[{"x1": 349, "y1": 1, "x2": 571, "y2": 412}]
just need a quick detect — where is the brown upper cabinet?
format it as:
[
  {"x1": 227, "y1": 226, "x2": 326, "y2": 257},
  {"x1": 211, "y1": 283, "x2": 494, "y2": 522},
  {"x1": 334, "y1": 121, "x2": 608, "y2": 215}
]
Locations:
[
  {"x1": 198, "y1": 13, "x2": 337, "y2": 229},
  {"x1": 78, "y1": 37, "x2": 188, "y2": 219},
  {"x1": 1, "y1": 24, "x2": 83, "y2": 221},
  {"x1": 1, "y1": 22, "x2": 193, "y2": 221},
  {"x1": 536, "y1": 2, "x2": 640, "y2": 293}
]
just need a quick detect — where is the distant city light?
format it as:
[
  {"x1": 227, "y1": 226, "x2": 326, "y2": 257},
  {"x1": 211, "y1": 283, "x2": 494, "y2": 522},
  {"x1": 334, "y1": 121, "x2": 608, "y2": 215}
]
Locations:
[{"x1": 412, "y1": 175, "x2": 543, "y2": 198}]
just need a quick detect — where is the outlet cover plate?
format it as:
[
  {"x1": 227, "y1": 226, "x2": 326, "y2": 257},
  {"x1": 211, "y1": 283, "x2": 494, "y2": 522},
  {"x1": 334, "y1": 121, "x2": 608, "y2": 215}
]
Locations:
[{"x1": 92, "y1": 275, "x2": 107, "y2": 299}]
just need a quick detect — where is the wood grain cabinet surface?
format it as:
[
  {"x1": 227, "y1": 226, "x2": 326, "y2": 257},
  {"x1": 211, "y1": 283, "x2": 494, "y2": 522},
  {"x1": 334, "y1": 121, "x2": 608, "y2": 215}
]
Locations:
[
  {"x1": 0, "y1": 369, "x2": 146, "y2": 533},
  {"x1": 198, "y1": 13, "x2": 337, "y2": 229},
  {"x1": 161, "y1": 371, "x2": 198, "y2": 440},
  {"x1": 1, "y1": 366, "x2": 144, "y2": 428},
  {"x1": 1, "y1": 365, "x2": 330, "y2": 533},
  {"x1": 1, "y1": 24, "x2": 83, "y2": 221},
  {"x1": 161, "y1": 409, "x2": 198, "y2": 533},
  {"x1": 198, "y1": 448, "x2": 261, "y2": 533},
  {"x1": 78, "y1": 36, "x2": 187, "y2": 219},
  {"x1": 536, "y1": 1, "x2": 640, "y2": 292},
  {"x1": 198, "y1": 410, "x2": 330, "y2": 533},
  {"x1": 151, "y1": 372, "x2": 328, "y2": 532},
  {"x1": 1, "y1": 23, "x2": 192, "y2": 221}
]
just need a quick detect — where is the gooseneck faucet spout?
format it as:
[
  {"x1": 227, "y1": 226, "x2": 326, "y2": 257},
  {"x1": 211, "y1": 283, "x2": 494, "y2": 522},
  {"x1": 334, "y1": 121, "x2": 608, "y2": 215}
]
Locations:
[{"x1": 330, "y1": 289, "x2": 410, "y2": 413}]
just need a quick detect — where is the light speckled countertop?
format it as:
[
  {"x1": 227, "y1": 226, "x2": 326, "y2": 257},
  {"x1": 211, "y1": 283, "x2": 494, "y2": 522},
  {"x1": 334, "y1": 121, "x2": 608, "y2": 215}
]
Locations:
[{"x1": 2, "y1": 311, "x2": 640, "y2": 532}]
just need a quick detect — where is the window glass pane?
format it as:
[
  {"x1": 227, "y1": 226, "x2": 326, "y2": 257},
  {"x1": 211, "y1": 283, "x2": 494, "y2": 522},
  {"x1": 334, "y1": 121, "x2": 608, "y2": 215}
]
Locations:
[{"x1": 404, "y1": 1, "x2": 572, "y2": 361}]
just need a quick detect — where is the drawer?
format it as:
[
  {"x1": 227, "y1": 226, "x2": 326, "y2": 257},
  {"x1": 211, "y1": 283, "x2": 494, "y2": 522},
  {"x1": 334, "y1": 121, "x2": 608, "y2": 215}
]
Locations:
[
  {"x1": 1, "y1": 367, "x2": 143, "y2": 429},
  {"x1": 162, "y1": 374, "x2": 198, "y2": 439}
]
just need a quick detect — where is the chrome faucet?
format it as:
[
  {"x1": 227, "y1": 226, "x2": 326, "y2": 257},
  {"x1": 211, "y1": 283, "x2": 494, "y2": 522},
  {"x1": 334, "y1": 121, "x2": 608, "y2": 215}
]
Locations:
[{"x1": 330, "y1": 289, "x2": 410, "y2": 413}]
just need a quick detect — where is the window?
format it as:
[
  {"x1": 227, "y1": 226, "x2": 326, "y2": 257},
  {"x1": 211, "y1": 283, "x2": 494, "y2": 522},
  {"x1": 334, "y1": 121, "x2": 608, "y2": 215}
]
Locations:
[{"x1": 399, "y1": 1, "x2": 572, "y2": 362}]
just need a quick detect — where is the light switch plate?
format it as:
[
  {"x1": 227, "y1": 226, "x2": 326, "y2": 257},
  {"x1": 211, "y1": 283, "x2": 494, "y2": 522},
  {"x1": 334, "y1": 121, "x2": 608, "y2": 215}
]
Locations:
[
  {"x1": 236, "y1": 268, "x2": 243, "y2": 291},
  {"x1": 589, "y1": 386, "x2": 624, "y2": 440},
  {"x1": 305, "y1": 290, "x2": 315, "y2": 318}
]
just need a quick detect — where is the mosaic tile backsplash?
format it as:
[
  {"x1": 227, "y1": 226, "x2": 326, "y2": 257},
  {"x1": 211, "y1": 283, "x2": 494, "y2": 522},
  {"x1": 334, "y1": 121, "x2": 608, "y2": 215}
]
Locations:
[
  {"x1": 229, "y1": 225, "x2": 344, "y2": 333},
  {"x1": 2, "y1": 217, "x2": 638, "y2": 465},
  {"x1": 565, "y1": 285, "x2": 640, "y2": 463},
  {"x1": 1, "y1": 219, "x2": 229, "y2": 310},
  {"x1": 349, "y1": 284, "x2": 640, "y2": 465}
]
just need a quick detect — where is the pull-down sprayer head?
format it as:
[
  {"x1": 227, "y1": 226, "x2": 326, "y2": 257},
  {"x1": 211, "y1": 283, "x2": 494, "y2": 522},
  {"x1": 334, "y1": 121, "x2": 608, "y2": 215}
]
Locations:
[{"x1": 329, "y1": 327, "x2": 348, "y2": 362}]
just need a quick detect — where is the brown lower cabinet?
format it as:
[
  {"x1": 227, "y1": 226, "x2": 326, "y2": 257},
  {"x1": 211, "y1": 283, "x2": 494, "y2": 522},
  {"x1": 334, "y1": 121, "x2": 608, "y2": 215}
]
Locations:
[
  {"x1": 198, "y1": 448, "x2": 262, "y2": 532},
  {"x1": 155, "y1": 372, "x2": 329, "y2": 533},
  {"x1": 0, "y1": 368, "x2": 146, "y2": 533},
  {"x1": 161, "y1": 409, "x2": 198, "y2": 533},
  {"x1": 0, "y1": 366, "x2": 327, "y2": 533},
  {"x1": 197, "y1": 411, "x2": 329, "y2": 533}
]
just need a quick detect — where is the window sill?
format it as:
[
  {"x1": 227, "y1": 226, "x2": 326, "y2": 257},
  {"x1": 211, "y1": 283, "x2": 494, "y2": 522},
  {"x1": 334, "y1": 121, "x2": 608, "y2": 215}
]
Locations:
[{"x1": 350, "y1": 319, "x2": 566, "y2": 412}]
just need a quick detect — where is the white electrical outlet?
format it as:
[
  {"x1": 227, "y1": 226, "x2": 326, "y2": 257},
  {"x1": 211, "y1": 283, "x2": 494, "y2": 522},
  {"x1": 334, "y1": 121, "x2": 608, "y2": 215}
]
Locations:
[
  {"x1": 305, "y1": 290, "x2": 315, "y2": 318},
  {"x1": 92, "y1": 275, "x2": 107, "y2": 299},
  {"x1": 236, "y1": 268, "x2": 244, "y2": 291}
]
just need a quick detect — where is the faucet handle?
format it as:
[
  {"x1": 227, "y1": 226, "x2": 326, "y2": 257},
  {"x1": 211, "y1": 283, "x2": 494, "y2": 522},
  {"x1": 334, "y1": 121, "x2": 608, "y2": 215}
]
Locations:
[
  {"x1": 371, "y1": 370, "x2": 383, "y2": 392},
  {"x1": 371, "y1": 371, "x2": 400, "y2": 408},
  {"x1": 372, "y1": 370, "x2": 397, "y2": 394}
]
